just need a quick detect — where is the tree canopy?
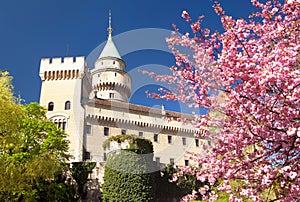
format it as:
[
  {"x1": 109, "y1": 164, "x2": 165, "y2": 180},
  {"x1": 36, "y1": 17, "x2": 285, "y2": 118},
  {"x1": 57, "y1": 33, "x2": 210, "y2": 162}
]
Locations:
[
  {"x1": 0, "y1": 71, "x2": 70, "y2": 201},
  {"x1": 143, "y1": 0, "x2": 299, "y2": 201}
]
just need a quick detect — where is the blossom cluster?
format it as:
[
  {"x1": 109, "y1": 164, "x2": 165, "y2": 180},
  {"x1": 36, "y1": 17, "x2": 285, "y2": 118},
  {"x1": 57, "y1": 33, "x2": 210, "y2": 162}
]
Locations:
[{"x1": 145, "y1": 0, "x2": 300, "y2": 201}]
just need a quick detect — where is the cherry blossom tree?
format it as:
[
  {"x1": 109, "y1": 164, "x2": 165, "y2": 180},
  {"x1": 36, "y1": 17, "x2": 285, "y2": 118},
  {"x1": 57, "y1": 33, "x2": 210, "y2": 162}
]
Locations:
[{"x1": 144, "y1": 0, "x2": 299, "y2": 201}]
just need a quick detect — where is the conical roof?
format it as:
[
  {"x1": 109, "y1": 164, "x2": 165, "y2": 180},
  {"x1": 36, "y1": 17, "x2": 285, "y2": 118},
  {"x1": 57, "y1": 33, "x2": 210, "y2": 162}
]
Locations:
[
  {"x1": 98, "y1": 11, "x2": 121, "y2": 59},
  {"x1": 98, "y1": 34, "x2": 121, "y2": 59}
]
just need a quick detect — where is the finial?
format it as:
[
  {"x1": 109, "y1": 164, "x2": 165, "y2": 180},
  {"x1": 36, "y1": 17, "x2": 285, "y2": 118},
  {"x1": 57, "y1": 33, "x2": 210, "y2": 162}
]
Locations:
[{"x1": 107, "y1": 10, "x2": 112, "y2": 39}]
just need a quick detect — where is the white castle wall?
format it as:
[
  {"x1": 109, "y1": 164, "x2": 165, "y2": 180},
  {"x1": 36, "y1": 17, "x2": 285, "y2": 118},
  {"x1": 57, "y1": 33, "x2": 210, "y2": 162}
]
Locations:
[
  {"x1": 84, "y1": 103, "x2": 207, "y2": 167},
  {"x1": 39, "y1": 55, "x2": 209, "y2": 177},
  {"x1": 39, "y1": 56, "x2": 89, "y2": 161}
]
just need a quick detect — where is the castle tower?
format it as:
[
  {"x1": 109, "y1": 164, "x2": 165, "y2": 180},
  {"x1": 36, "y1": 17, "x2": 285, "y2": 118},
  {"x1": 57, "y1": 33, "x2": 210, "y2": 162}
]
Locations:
[
  {"x1": 39, "y1": 56, "x2": 91, "y2": 161},
  {"x1": 91, "y1": 11, "x2": 132, "y2": 102}
]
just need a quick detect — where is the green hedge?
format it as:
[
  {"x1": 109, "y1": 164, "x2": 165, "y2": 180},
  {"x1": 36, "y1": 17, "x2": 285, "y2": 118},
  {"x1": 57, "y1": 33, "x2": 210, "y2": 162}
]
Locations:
[{"x1": 102, "y1": 135, "x2": 155, "y2": 202}]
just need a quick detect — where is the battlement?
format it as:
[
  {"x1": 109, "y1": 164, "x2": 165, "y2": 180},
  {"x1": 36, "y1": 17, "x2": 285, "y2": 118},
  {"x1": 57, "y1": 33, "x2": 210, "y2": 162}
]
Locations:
[
  {"x1": 41, "y1": 56, "x2": 85, "y2": 66},
  {"x1": 39, "y1": 56, "x2": 87, "y2": 81}
]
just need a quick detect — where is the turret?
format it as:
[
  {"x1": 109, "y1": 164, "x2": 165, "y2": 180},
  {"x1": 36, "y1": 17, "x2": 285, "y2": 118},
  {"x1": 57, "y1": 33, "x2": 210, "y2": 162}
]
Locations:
[{"x1": 91, "y1": 11, "x2": 132, "y2": 102}]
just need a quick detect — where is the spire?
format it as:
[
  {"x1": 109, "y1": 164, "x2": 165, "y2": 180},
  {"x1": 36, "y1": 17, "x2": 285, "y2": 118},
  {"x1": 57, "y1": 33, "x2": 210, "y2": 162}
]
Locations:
[
  {"x1": 107, "y1": 10, "x2": 112, "y2": 39},
  {"x1": 98, "y1": 10, "x2": 122, "y2": 59}
]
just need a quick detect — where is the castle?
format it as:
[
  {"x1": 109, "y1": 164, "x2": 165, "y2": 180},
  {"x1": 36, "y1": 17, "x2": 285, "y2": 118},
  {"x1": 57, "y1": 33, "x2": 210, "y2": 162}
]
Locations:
[{"x1": 39, "y1": 16, "x2": 208, "y2": 179}]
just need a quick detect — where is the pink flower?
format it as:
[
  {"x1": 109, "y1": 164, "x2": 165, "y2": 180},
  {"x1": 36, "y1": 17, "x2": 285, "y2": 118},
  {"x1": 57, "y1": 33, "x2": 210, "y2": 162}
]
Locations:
[{"x1": 289, "y1": 172, "x2": 297, "y2": 180}]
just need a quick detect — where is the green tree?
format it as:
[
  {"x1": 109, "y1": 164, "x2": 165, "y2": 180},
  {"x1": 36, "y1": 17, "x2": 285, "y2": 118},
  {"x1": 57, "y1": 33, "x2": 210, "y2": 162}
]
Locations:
[
  {"x1": 71, "y1": 162, "x2": 96, "y2": 200},
  {"x1": 102, "y1": 135, "x2": 155, "y2": 202},
  {"x1": 0, "y1": 71, "x2": 71, "y2": 201}
]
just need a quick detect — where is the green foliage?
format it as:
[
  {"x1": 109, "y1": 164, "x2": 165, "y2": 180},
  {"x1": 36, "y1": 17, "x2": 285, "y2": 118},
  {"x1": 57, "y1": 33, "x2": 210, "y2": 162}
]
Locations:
[
  {"x1": 71, "y1": 162, "x2": 96, "y2": 199},
  {"x1": 102, "y1": 135, "x2": 155, "y2": 202},
  {"x1": 103, "y1": 134, "x2": 153, "y2": 154},
  {"x1": 0, "y1": 71, "x2": 71, "y2": 201},
  {"x1": 0, "y1": 71, "x2": 23, "y2": 137},
  {"x1": 32, "y1": 169, "x2": 76, "y2": 202},
  {"x1": 155, "y1": 165, "x2": 206, "y2": 201}
]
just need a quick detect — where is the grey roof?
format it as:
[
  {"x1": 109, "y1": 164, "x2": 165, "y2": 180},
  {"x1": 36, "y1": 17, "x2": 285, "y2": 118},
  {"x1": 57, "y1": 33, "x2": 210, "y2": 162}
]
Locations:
[{"x1": 98, "y1": 35, "x2": 121, "y2": 59}]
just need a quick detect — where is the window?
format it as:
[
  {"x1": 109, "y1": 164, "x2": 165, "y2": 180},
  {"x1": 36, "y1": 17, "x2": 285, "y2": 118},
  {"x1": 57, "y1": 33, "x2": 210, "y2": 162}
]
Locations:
[
  {"x1": 170, "y1": 158, "x2": 175, "y2": 165},
  {"x1": 109, "y1": 93, "x2": 114, "y2": 99},
  {"x1": 207, "y1": 140, "x2": 211, "y2": 146},
  {"x1": 62, "y1": 122, "x2": 66, "y2": 130},
  {"x1": 54, "y1": 120, "x2": 67, "y2": 130},
  {"x1": 104, "y1": 127, "x2": 109, "y2": 136},
  {"x1": 138, "y1": 131, "x2": 143, "y2": 137},
  {"x1": 195, "y1": 139, "x2": 199, "y2": 147},
  {"x1": 113, "y1": 61, "x2": 115, "y2": 64},
  {"x1": 48, "y1": 102, "x2": 54, "y2": 111},
  {"x1": 84, "y1": 151, "x2": 91, "y2": 160},
  {"x1": 103, "y1": 153, "x2": 107, "y2": 161},
  {"x1": 185, "y1": 160, "x2": 189, "y2": 166},
  {"x1": 115, "y1": 72, "x2": 117, "y2": 77},
  {"x1": 65, "y1": 101, "x2": 71, "y2": 110},
  {"x1": 121, "y1": 129, "x2": 126, "y2": 135},
  {"x1": 86, "y1": 125, "x2": 91, "y2": 135},
  {"x1": 154, "y1": 134, "x2": 158, "y2": 142},
  {"x1": 155, "y1": 157, "x2": 160, "y2": 167},
  {"x1": 182, "y1": 137, "x2": 186, "y2": 146},
  {"x1": 168, "y1": 135, "x2": 172, "y2": 144}
]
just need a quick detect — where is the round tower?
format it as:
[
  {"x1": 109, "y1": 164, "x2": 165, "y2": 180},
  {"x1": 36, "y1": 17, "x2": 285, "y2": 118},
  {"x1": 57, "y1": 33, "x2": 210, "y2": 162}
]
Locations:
[{"x1": 91, "y1": 12, "x2": 131, "y2": 102}]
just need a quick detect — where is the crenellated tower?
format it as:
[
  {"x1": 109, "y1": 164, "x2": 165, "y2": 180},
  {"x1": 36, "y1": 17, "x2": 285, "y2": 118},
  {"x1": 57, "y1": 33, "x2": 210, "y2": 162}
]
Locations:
[
  {"x1": 91, "y1": 11, "x2": 132, "y2": 102},
  {"x1": 39, "y1": 56, "x2": 92, "y2": 161}
]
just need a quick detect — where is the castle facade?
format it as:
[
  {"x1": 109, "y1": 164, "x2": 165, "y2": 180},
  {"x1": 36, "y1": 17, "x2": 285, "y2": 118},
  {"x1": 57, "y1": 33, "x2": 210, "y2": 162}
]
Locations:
[{"x1": 39, "y1": 20, "x2": 208, "y2": 179}]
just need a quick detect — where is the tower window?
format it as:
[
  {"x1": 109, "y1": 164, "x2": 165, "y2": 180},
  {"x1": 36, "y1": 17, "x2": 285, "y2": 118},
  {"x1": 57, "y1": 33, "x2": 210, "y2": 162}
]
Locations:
[
  {"x1": 113, "y1": 61, "x2": 115, "y2": 64},
  {"x1": 109, "y1": 93, "x2": 114, "y2": 99},
  {"x1": 53, "y1": 119, "x2": 67, "y2": 130},
  {"x1": 104, "y1": 127, "x2": 109, "y2": 136},
  {"x1": 86, "y1": 125, "x2": 91, "y2": 135},
  {"x1": 48, "y1": 102, "x2": 54, "y2": 111},
  {"x1": 121, "y1": 129, "x2": 126, "y2": 135},
  {"x1": 138, "y1": 131, "x2": 143, "y2": 137},
  {"x1": 185, "y1": 160, "x2": 189, "y2": 166},
  {"x1": 154, "y1": 134, "x2": 158, "y2": 142},
  {"x1": 155, "y1": 157, "x2": 160, "y2": 167},
  {"x1": 182, "y1": 137, "x2": 186, "y2": 146},
  {"x1": 84, "y1": 151, "x2": 91, "y2": 160},
  {"x1": 65, "y1": 101, "x2": 71, "y2": 110},
  {"x1": 62, "y1": 122, "x2": 67, "y2": 130},
  {"x1": 195, "y1": 139, "x2": 199, "y2": 147},
  {"x1": 168, "y1": 135, "x2": 172, "y2": 144},
  {"x1": 115, "y1": 72, "x2": 117, "y2": 77}
]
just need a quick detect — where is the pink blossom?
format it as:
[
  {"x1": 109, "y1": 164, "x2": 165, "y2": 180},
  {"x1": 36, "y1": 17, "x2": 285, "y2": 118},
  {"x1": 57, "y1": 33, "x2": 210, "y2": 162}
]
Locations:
[{"x1": 149, "y1": 0, "x2": 300, "y2": 201}]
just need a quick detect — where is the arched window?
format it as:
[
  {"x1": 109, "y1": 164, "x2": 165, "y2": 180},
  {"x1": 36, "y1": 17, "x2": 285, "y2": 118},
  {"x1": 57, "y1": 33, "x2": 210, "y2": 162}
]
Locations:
[
  {"x1": 48, "y1": 102, "x2": 54, "y2": 111},
  {"x1": 65, "y1": 101, "x2": 71, "y2": 110}
]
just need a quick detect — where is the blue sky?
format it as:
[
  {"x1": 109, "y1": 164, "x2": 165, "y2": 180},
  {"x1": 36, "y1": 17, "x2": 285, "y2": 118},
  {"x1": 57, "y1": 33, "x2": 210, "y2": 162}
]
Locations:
[{"x1": 0, "y1": 0, "x2": 255, "y2": 112}]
